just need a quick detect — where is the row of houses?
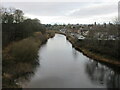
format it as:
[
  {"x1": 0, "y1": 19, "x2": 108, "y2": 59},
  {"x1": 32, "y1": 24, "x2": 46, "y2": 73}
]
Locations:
[
  {"x1": 59, "y1": 23, "x2": 119, "y2": 40},
  {"x1": 59, "y1": 25, "x2": 92, "y2": 40}
]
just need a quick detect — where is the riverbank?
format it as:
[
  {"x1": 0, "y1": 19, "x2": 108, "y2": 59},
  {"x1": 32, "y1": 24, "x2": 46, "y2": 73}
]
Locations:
[
  {"x1": 55, "y1": 31, "x2": 66, "y2": 36},
  {"x1": 66, "y1": 35, "x2": 120, "y2": 67},
  {"x1": 49, "y1": 31, "x2": 120, "y2": 67},
  {"x1": 2, "y1": 31, "x2": 55, "y2": 88}
]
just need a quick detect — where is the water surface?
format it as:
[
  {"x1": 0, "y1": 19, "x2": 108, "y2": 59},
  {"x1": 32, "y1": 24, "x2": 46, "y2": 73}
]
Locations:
[{"x1": 23, "y1": 34, "x2": 120, "y2": 88}]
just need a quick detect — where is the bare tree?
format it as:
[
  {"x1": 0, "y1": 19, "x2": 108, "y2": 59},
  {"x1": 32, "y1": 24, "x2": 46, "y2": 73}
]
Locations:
[{"x1": 14, "y1": 9, "x2": 24, "y2": 23}]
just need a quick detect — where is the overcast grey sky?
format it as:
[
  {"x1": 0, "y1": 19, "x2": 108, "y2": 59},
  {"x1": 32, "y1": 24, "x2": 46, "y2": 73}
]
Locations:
[{"x1": 1, "y1": 0, "x2": 119, "y2": 24}]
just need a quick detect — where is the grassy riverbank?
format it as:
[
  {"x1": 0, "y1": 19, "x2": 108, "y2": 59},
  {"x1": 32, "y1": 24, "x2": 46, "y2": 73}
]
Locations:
[
  {"x1": 49, "y1": 31, "x2": 120, "y2": 67},
  {"x1": 2, "y1": 31, "x2": 55, "y2": 88},
  {"x1": 66, "y1": 35, "x2": 120, "y2": 67}
]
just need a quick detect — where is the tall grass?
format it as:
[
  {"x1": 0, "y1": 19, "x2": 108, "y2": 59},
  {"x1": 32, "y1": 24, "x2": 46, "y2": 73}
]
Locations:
[
  {"x1": 2, "y1": 31, "x2": 54, "y2": 88},
  {"x1": 2, "y1": 38, "x2": 40, "y2": 88},
  {"x1": 11, "y1": 38, "x2": 39, "y2": 63}
]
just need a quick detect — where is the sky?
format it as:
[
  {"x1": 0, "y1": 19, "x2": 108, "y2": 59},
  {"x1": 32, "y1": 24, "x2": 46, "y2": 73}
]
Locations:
[{"x1": 1, "y1": 0, "x2": 119, "y2": 24}]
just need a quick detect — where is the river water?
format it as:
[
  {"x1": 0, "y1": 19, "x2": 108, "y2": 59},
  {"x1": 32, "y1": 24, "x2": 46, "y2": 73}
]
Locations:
[{"x1": 22, "y1": 34, "x2": 120, "y2": 88}]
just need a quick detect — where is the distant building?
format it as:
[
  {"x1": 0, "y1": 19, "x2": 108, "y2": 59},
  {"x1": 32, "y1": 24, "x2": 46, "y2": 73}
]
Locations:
[
  {"x1": 59, "y1": 29, "x2": 66, "y2": 33},
  {"x1": 78, "y1": 35, "x2": 86, "y2": 40}
]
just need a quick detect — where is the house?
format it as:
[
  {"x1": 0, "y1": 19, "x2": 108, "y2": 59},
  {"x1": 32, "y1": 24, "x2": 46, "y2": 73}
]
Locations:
[
  {"x1": 80, "y1": 27, "x2": 89, "y2": 36},
  {"x1": 78, "y1": 35, "x2": 86, "y2": 40},
  {"x1": 59, "y1": 29, "x2": 66, "y2": 33}
]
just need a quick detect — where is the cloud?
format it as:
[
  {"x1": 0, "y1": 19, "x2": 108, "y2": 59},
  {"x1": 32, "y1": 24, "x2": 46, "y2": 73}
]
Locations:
[
  {"x1": 1, "y1": 1, "x2": 118, "y2": 24},
  {"x1": 66, "y1": 3, "x2": 117, "y2": 18},
  {"x1": 1, "y1": 2, "x2": 90, "y2": 16},
  {"x1": 1, "y1": 0, "x2": 119, "y2": 2},
  {"x1": 25, "y1": 12, "x2": 117, "y2": 24}
]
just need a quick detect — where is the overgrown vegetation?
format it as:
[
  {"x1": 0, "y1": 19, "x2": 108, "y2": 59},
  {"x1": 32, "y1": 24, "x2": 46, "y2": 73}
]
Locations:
[
  {"x1": 76, "y1": 39, "x2": 120, "y2": 61},
  {"x1": 1, "y1": 7, "x2": 55, "y2": 88},
  {"x1": 3, "y1": 37, "x2": 37, "y2": 88},
  {"x1": 2, "y1": 31, "x2": 55, "y2": 88}
]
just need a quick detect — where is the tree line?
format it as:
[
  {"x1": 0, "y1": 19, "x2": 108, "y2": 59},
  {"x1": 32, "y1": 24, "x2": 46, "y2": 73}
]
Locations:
[{"x1": 1, "y1": 7, "x2": 46, "y2": 47}]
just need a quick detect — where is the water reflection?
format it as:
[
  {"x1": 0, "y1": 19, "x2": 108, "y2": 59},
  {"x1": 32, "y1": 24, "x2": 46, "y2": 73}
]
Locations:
[
  {"x1": 72, "y1": 48, "x2": 78, "y2": 60},
  {"x1": 85, "y1": 60, "x2": 120, "y2": 89},
  {"x1": 20, "y1": 34, "x2": 120, "y2": 88},
  {"x1": 15, "y1": 62, "x2": 39, "y2": 86}
]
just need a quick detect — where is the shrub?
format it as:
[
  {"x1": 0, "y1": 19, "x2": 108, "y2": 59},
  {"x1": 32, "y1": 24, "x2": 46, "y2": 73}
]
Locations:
[
  {"x1": 10, "y1": 38, "x2": 39, "y2": 63},
  {"x1": 34, "y1": 32, "x2": 47, "y2": 43}
]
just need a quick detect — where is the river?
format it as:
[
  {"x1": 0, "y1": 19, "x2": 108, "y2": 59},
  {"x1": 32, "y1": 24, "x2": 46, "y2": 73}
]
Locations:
[{"x1": 22, "y1": 34, "x2": 120, "y2": 88}]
